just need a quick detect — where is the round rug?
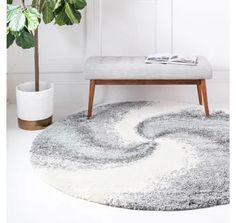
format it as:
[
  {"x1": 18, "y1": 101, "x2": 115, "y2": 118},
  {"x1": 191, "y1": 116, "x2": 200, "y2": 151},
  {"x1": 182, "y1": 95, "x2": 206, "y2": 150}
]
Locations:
[{"x1": 31, "y1": 101, "x2": 229, "y2": 211}]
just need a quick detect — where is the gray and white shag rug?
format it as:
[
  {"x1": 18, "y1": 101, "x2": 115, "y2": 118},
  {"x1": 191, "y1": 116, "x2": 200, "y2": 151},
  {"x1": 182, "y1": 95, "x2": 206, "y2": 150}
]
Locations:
[{"x1": 31, "y1": 101, "x2": 229, "y2": 211}]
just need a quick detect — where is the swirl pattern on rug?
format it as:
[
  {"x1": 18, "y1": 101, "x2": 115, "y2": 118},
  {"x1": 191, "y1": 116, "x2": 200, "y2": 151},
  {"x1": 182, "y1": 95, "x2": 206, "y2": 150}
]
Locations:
[{"x1": 31, "y1": 101, "x2": 229, "y2": 211}]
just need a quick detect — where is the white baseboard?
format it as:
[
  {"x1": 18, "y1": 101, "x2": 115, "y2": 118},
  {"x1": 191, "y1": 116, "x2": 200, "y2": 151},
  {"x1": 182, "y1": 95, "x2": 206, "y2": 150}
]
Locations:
[{"x1": 7, "y1": 69, "x2": 229, "y2": 108}]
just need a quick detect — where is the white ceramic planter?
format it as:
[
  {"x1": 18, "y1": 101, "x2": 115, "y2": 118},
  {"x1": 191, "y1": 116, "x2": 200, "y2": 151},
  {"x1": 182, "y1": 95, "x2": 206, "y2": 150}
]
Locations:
[{"x1": 16, "y1": 81, "x2": 54, "y2": 130}]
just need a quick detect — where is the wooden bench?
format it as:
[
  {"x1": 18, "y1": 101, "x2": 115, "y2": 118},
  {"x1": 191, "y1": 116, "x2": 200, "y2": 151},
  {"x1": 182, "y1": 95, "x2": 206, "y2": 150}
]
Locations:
[{"x1": 84, "y1": 56, "x2": 212, "y2": 118}]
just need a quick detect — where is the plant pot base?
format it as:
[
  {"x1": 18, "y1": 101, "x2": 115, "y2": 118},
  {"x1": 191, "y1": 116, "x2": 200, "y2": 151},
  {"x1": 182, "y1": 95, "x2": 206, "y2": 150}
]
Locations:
[{"x1": 18, "y1": 116, "x2": 53, "y2": 131}]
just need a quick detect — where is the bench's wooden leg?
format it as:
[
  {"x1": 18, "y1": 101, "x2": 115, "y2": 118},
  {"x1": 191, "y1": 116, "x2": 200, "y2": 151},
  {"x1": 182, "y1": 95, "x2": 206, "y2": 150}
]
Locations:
[
  {"x1": 88, "y1": 80, "x2": 96, "y2": 119},
  {"x1": 197, "y1": 83, "x2": 203, "y2": 105},
  {"x1": 200, "y1": 80, "x2": 209, "y2": 117}
]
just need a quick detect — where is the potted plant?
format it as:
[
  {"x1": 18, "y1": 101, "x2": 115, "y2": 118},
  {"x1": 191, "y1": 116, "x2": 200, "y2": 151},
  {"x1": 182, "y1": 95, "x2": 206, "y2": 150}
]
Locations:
[{"x1": 7, "y1": 0, "x2": 87, "y2": 130}]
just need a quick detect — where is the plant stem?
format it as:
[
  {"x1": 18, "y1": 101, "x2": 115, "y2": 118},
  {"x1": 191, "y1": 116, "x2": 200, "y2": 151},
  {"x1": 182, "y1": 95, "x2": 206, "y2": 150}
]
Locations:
[
  {"x1": 34, "y1": 0, "x2": 43, "y2": 92},
  {"x1": 20, "y1": 0, "x2": 26, "y2": 10},
  {"x1": 34, "y1": 29, "x2": 40, "y2": 92}
]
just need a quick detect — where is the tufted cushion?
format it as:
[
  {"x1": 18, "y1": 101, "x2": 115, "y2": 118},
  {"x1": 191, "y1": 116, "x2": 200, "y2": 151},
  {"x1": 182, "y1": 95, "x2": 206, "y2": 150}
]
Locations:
[{"x1": 84, "y1": 56, "x2": 212, "y2": 80}]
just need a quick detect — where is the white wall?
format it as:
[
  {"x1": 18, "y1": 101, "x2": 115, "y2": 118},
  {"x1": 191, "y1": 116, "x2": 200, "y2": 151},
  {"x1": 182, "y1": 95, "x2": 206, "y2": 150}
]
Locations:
[{"x1": 7, "y1": 0, "x2": 229, "y2": 109}]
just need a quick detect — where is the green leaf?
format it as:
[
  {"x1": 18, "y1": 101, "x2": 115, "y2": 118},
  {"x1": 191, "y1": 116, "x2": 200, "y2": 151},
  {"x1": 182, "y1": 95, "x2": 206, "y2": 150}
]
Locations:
[
  {"x1": 7, "y1": 32, "x2": 15, "y2": 48},
  {"x1": 15, "y1": 30, "x2": 35, "y2": 49},
  {"x1": 10, "y1": 31, "x2": 21, "y2": 38},
  {"x1": 55, "y1": 13, "x2": 65, "y2": 25},
  {"x1": 65, "y1": 0, "x2": 86, "y2": 10},
  {"x1": 54, "y1": 0, "x2": 63, "y2": 11},
  {"x1": 9, "y1": 13, "x2": 26, "y2": 32},
  {"x1": 26, "y1": 6, "x2": 40, "y2": 18},
  {"x1": 42, "y1": 2, "x2": 54, "y2": 24},
  {"x1": 73, "y1": 10, "x2": 81, "y2": 23},
  {"x1": 7, "y1": 4, "x2": 20, "y2": 23},
  {"x1": 55, "y1": 9, "x2": 72, "y2": 26},
  {"x1": 65, "y1": 2, "x2": 79, "y2": 24},
  {"x1": 7, "y1": 4, "x2": 26, "y2": 32},
  {"x1": 74, "y1": 0, "x2": 87, "y2": 10},
  {"x1": 54, "y1": 0, "x2": 65, "y2": 15},
  {"x1": 7, "y1": 0, "x2": 13, "y2": 4},
  {"x1": 65, "y1": 0, "x2": 74, "y2": 4},
  {"x1": 49, "y1": 0, "x2": 57, "y2": 9},
  {"x1": 24, "y1": 7, "x2": 40, "y2": 31}
]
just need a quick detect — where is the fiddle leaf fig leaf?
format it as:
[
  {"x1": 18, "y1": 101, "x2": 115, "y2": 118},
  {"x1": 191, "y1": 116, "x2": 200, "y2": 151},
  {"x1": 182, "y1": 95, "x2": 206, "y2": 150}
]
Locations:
[
  {"x1": 7, "y1": 4, "x2": 26, "y2": 32},
  {"x1": 55, "y1": 8, "x2": 72, "y2": 25},
  {"x1": 7, "y1": 4, "x2": 20, "y2": 22},
  {"x1": 53, "y1": 0, "x2": 65, "y2": 15},
  {"x1": 9, "y1": 13, "x2": 26, "y2": 32},
  {"x1": 65, "y1": 0, "x2": 74, "y2": 4},
  {"x1": 65, "y1": 0, "x2": 86, "y2": 9},
  {"x1": 65, "y1": 2, "x2": 79, "y2": 24},
  {"x1": 49, "y1": 0, "x2": 57, "y2": 8},
  {"x1": 42, "y1": 2, "x2": 54, "y2": 24},
  {"x1": 64, "y1": 0, "x2": 86, "y2": 10},
  {"x1": 54, "y1": 0, "x2": 63, "y2": 11},
  {"x1": 74, "y1": 0, "x2": 87, "y2": 10},
  {"x1": 7, "y1": 32, "x2": 15, "y2": 48},
  {"x1": 24, "y1": 7, "x2": 40, "y2": 31},
  {"x1": 55, "y1": 10, "x2": 66, "y2": 25},
  {"x1": 15, "y1": 29, "x2": 35, "y2": 49},
  {"x1": 74, "y1": 10, "x2": 81, "y2": 23}
]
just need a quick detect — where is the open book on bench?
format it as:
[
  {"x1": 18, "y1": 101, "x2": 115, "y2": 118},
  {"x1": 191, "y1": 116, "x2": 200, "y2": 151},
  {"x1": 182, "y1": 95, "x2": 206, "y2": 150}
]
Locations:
[{"x1": 145, "y1": 54, "x2": 198, "y2": 66}]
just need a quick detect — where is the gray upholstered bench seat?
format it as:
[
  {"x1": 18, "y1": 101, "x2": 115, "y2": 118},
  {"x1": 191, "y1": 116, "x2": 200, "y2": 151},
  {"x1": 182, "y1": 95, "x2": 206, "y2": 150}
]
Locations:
[
  {"x1": 84, "y1": 56, "x2": 212, "y2": 118},
  {"x1": 84, "y1": 56, "x2": 212, "y2": 80}
]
